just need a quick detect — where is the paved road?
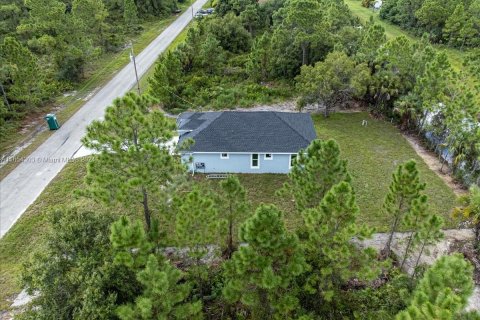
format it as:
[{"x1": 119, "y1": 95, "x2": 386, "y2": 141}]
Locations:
[{"x1": 0, "y1": 0, "x2": 208, "y2": 238}]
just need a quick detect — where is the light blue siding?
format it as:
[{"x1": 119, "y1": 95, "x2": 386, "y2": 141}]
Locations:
[{"x1": 181, "y1": 152, "x2": 294, "y2": 174}]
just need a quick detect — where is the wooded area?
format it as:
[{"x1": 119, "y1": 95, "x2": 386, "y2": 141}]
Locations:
[
  {"x1": 378, "y1": 0, "x2": 480, "y2": 49},
  {"x1": 0, "y1": 0, "x2": 181, "y2": 138}
]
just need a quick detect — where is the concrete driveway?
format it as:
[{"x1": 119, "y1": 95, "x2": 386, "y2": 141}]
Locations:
[{"x1": 0, "y1": 0, "x2": 207, "y2": 238}]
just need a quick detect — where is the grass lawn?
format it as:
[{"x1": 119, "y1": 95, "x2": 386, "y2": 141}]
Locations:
[
  {"x1": 198, "y1": 112, "x2": 458, "y2": 231},
  {"x1": 0, "y1": 112, "x2": 458, "y2": 311}
]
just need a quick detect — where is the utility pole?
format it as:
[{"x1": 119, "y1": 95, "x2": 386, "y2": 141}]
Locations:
[{"x1": 130, "y1": 41, "x2": 141, "y2": 94}]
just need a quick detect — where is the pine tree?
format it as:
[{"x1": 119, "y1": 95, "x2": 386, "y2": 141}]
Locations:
[
  {"x1": 175, "y1": 186, "x2": 224, "y2": 294},
  {"x1": 175, "y1": 187, "x2": 223, "y2": 262},
  {"x1": 399, "y1": 195, "x2": 430, "y2": 270},
  {"x1": 219, "y1": 175, "x2": 249, "y2": 259},
  {"x1": 0, "y1": 36, "x2": 50, "y2": 107},
  {"x1": 280, "y1": 139, "x2": 351, "y2": 213},
  {"x1": 223, "y1": 204, "x2": 307, "y2": 319},
  {"x1": 301, "y1": 181, "x2": 378, "y2": 302},
  {"x1": 443, "y1": 3, "x2": 468, "y2": 48},
  {"x1": 240, "y1": 3, "x2": 260, "y2": 35},
  {"x1": 412, "y1": 214, "x2": 444, "y2": 278},
  {"x1": 415, "y1": 52, "x2": 452, "y2": 133},
  {"x1": 110, "y1": 217, "x2": 202, "y2": 319},
  {"x1": 196, "y1": 34, "x2": 225, "y2": 75},
  {"x1": 356, "y1": 21, "x2": 387, "y2": 67},
  {"x1": 148, "y1": 51, "x2": 183, "y2": 111},
  {"x1": 282, "y1": 0, "x2": 323, "y2": 65},
  {"x1": 124, "y1": 0, "x2": 138, "y2": 27},
  {"x1": 81, "y1": 92, "x2": 184, "y2": 231},
  {"x1": 247, "y1": 32, "x2": 272, "y2": 82},
  {"x1": 383, "y1": 160, "x2": 426, "y2": 257},
  {"x1": 396, "y1": 254, "x2": 474, "y2": 319},
  {"x1": 72, "y1": 0, "x2": 108, "y2": 47},
  {"x1": 117, "y1": 254, "x2": 202, "y2": 320},
  {"x1": 110, "y1": 216, "x2": 153, "y2": 268}
]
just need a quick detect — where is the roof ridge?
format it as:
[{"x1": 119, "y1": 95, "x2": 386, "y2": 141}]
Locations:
[{"x1": 272, "y1": 112, "x2": 312, "y2": 145}]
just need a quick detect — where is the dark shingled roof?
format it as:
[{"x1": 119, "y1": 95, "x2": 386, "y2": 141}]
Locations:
[{"x1": 177, "y1": 111, "x2": 317, "y2": 153}]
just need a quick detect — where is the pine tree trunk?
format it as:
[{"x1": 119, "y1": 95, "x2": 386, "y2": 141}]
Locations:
[
  {"x1": 384, "y1": 203, "x2": 403, "y2": 258},
  {"x1": 400, "y1": 231, "x2": 415, "y2": 270},
  {"x1": 301, "y1": 42, "x2": 308, "y2": 65},
  {"x1": 227, "y1": 218, "x2": 234, "y2": 259},
  {"x1": 142, "y1": 186, "x2": 151, "y2": 231},
  {"x1": 412, "y1": 239, "x2": 427, "y2": 279},
  {"x1": 383, "y1": 214, "x2": 400, "y2": 257}
]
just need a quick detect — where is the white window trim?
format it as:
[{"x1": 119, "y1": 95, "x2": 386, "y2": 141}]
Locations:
[
  {"x1": 220, "y1": 153, "x2": 229, "y2": 159},
  {"x1": 264, "y1": 153, "x2": 273, "y2": 160},
  {"x1": 251, "y1": 153, "x2": 260, "y2": 169},
  {"x1": 289, "y1": 154, "x2": 297, "y2": 169}
]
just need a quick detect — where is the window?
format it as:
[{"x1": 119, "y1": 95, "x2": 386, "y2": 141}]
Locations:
[
  {"x1": 220, "y1": 153, "x2": 229, "y2": 159},
  {"x1": 251, "y1": 154, "x2": 259, "y2": 168},
  {"x1": 264, "y1": 153, "x2": 273, "y2": 160},
  {"x1": 289, "y1": 154, "x2": 297, "y2": 168}
]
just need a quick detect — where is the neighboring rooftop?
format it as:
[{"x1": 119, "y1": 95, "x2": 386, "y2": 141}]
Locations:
[{"x1": 177, "y1": 111, "x2": 317, "y2": 153}]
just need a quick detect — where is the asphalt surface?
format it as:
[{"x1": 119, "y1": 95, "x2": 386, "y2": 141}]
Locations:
[{"x1": 0, "y1": 0, "x2": 208, "y2": 238}]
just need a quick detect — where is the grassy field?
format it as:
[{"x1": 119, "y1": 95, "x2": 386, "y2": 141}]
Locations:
[
  {"x1": 0, "y1": 112, "x2": 459, "y2": 311},
  {"x1": 0, "y1": 0, "x2": 194, "y2": 180}
]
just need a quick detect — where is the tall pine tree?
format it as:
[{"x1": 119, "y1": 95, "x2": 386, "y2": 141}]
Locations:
[
  {"x1": 280, "y1": 139, "x2": 351, "y2": 213},
  {"x1": 81, "y1": 92, "x2": 184, "y2": 231},
  {"x1": 219, "y1": 175, "x2": 249, "y2": 259},
  {"x1": 383, "y1": 160, "x2": 426, "y2": 256},
  {"x1": 124, "y1": 0, "x2": 138, "y2": 28},
  {"x1": 399, "y1": 194, "x2": 430, "y2": 269},
  {"x1": 223, "y1": 204, "x2": 307, "y2": 319},
  {"x1": 301, "y1": 181, "x2": 378, "y2": 303}
]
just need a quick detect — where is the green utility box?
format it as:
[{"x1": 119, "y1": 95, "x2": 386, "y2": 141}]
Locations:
[{"x1": 44, "y1": 113, "x2": 60, "y2": 130}]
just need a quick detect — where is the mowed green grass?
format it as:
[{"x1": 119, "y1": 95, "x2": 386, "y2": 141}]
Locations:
[
  {"x1": 0, "y1": 112, "x2": 458, "y2": 310},
  {"x1": 313, "y1": 112, "x2": 457, "y2": 228},
  {"x1": 199, "y1": 112, "x2": 458, "y2": 231}
]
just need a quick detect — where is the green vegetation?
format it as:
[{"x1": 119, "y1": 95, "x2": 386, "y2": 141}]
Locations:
[
  {"x1": 378, "y1": 0, "x2": 479, "y2": 49},
  {"x1": 0, "y1": 0, "x2": 193, "y2": 182},
  {"x1": 344, "y1": 0, "x2": 467, "y2": 72},
  {"x1": 1, "y1": 0, "x2": 478, "y2": 317},
  {"x1": 397, "y1": 254, "x2": 475, "y2": 319},
  {"x1": 313, "y1": 113, "x2": 457, "y2": 229},
  {"x1": 0, "y1": 112, "x2": 459, "y2": 312},
  {"x1": 148, "y1": 0, "x2": 479, "y2": 184},
  {"x1": 0, "y1": 0, "x2": 192, "y2": 155},
  {"x1": 0, "y1": 158, "x2": 91, "y2": 311}
]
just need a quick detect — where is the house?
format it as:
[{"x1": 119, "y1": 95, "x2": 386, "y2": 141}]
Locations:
[{"x1": 177, "y1": 111, "x2": 317, "y2": 174}]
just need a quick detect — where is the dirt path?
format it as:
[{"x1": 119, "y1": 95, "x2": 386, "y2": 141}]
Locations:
[{"x1": 403, "y1": 134, "x2": 466, "y2": 196}]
